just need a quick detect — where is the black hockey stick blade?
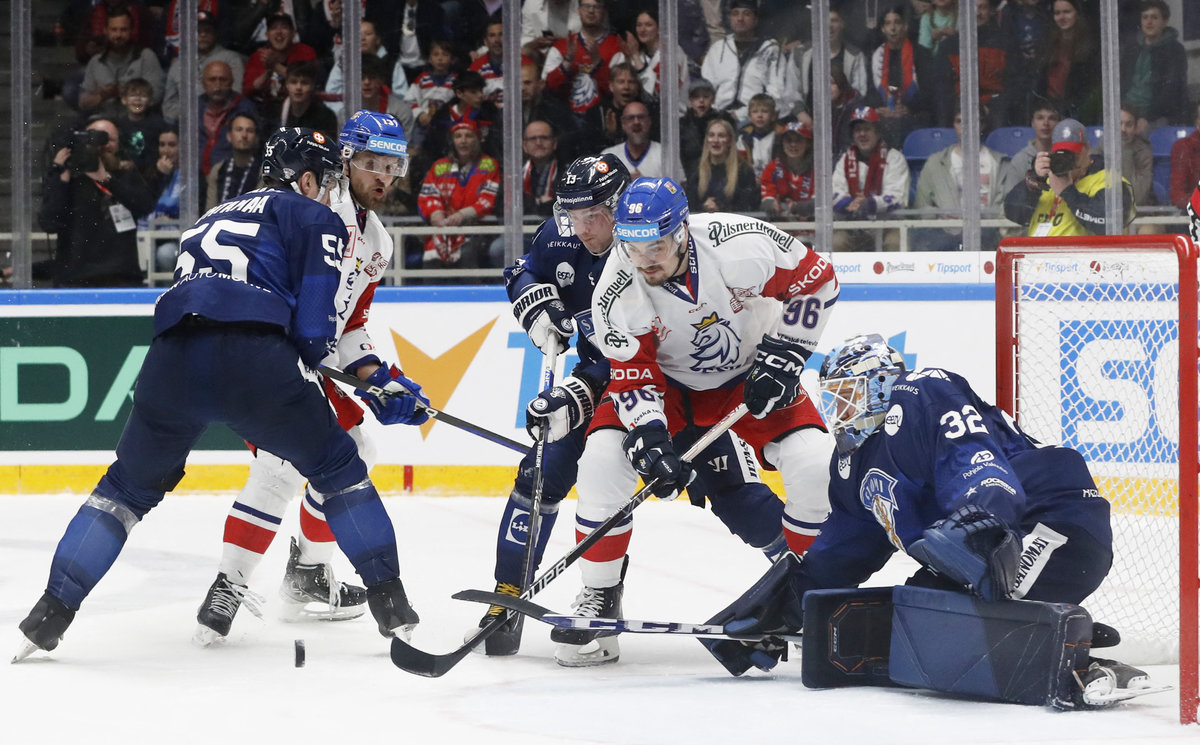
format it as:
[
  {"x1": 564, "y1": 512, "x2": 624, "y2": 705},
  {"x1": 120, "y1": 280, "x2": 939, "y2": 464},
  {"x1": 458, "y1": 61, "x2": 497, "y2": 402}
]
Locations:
[
  {"x1": 453, "y1": 589, "x2": 802, "y2": 642},
  {"x1": 318, "y1": 365, "x2": 530, "y2": 455}
]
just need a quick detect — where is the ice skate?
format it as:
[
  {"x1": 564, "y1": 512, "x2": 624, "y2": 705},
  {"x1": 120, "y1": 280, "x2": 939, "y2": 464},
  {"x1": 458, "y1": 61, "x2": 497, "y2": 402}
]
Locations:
[
  {"x1": 1078, "y1": 658, "x2": 1171, "y2": 706},
  {"x1": 13, "y1": 592, "x2": 75, "y2": 662},
  {"x1": 552, "y1": 582, "x2": 624, "y2": 667},
  {"x1": 366, "y1": 577, "x2": 419, "y2": 641},
  {"x1": 467, "y1": 581, "x2": 522, "y2": 656},
  {"x1": 193, "y1": 573, "x2": 263, "y2": 647},
  {"x1": 278, "y1": 538, "x2": 367, "y2": 622}
]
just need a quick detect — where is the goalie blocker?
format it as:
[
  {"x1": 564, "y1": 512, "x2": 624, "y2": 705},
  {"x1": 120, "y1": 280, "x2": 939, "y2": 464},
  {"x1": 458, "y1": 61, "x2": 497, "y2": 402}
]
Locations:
[{"x1": 800, "y1": 586, "x2": 1160, "y2": 709}]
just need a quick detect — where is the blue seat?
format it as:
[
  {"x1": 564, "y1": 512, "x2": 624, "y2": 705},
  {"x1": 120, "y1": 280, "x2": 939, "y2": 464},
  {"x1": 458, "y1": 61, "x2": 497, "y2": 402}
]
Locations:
[
  {"x1": 984, "y1": 126, "x2": 1034, "y2": 158},
  {"x1": 1148, "y1": 125, "x2": 1195, "y2": 204},
  {"x1": 1087, "y1": 126, "x2": 1103, "y2": 148},
  {"x1": 902, "y1": 128, "x2": 957, "y2": 202}
]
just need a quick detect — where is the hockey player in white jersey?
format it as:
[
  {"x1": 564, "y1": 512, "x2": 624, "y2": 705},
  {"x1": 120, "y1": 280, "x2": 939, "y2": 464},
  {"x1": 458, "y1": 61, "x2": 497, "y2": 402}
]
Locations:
[
  {"x1": 554, "y1": 176, "x2": 839, "y2": 666},
  {"x1": 194, "y1": 111, "x2": 429, "y2": 645}
]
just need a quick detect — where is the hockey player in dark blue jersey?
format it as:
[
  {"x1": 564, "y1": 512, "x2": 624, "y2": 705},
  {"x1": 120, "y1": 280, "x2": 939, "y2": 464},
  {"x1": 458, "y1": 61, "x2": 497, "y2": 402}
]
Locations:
[
  {"x1": 701, "y1": 334, "x2": 1162, "y2": 707},
  {"x1": 476, "y1": 153, "x2": 791, "y2": 660},
  {"x1": 14, "y1": 128, "x2": 425, "y2": 662}
]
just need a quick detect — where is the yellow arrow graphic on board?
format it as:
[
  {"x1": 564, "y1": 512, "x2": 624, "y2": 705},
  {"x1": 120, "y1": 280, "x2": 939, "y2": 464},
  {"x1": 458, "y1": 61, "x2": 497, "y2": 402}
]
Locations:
[{"x1": 390, "y1": 317, "x2": 498, "y2": 439}]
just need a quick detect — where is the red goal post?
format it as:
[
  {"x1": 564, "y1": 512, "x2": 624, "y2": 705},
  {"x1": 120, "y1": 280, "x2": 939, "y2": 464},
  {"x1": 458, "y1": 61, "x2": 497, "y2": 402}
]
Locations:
[{"x1": 996, "y1": 235, "x2": 1198, "y2": 723}]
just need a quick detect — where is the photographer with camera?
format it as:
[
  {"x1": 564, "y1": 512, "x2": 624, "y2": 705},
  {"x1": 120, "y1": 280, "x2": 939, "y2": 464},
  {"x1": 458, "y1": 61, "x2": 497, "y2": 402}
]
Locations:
[
  {"x1": 1003, "y1": 117, "x2": 1134, "y2": 237},
  {"x1": 37, "y1": 117, "x2": 156, "y2": 288}
]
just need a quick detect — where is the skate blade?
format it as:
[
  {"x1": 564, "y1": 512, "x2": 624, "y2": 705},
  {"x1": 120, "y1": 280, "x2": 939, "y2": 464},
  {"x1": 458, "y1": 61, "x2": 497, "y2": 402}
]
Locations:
[
  {"x1": 278, "y1": 599, "x2": 366, "y2": 623},
  {"x1": 554, "y1": 638, "x2": 619, "y2": 668},
  {"x1": 191, "y1": 625, "x2": 228, "y2": 648},
  {"x1": 11, "y1": 638, "x2": 40, "y2": 664},
  {"x1": 1083, "y1": 683, "x2": 1173, "y2": 706}
]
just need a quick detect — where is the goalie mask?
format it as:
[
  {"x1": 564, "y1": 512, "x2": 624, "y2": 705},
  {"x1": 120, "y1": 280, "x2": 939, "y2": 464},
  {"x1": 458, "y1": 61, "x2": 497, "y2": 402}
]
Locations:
[
  {"x1": 553, "y1": 153, "x2": 631, "y2": 239},
  {"x1": 818, "y1": 334, "x2": 906, "y2": 455}
]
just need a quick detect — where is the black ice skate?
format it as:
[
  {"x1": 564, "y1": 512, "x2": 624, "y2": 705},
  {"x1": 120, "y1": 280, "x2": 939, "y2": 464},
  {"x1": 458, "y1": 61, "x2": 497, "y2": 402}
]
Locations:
[
  {"x1": 469, "y1": 581, "x2": 523, "y2": 656},
  {"x1": 193, "y1": 573, "x2": 263, "y2": 647},
  {"x1": 278, "y1": 538, "x2": 367, "y2": 622},
  {"x1": 552, "y1": 582, "x2": 624, "y2": 667},
  {"x1": 13, "y1": 592, "x2": 76, "y2": 662},
  {"x1": 366, "y1": 577, "x2": 419, "y2": 641},
  {"x1": 1077, "y1": 657, "x2": 1171, "y2": 706}
]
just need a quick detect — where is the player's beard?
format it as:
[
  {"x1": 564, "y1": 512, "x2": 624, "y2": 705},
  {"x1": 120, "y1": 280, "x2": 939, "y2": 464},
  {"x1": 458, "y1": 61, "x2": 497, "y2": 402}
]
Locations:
[{"x1": 638, "y1": 248, "x2": 686, "y2": 287}]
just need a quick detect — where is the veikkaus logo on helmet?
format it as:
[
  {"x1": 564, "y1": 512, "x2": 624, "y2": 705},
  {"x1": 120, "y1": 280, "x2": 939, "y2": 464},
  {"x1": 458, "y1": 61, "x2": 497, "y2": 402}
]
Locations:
[
  {"x1": 367, "y1": 136, "x2": 407, "y2": 155},
  {"x1": 616, "y1": 224, "x2": 660, "y2": 240}
]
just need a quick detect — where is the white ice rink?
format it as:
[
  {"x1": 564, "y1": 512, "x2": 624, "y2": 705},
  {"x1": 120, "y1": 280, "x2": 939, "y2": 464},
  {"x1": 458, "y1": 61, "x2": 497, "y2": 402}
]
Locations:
[{"x1": 0, "y1": 492, "x2": 1193, "y2": 744}]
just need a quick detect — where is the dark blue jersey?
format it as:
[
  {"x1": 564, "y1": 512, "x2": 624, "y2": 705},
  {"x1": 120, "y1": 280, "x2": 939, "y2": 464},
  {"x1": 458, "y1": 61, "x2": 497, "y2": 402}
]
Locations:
[
  {"x1": 801, "y1": 368, "x2": 1110, "y2": 592},
  {"x1": 504, "y1": 219, "x2": 611, "y2": 391},
  {"x1": 154, "y1": 187, "x2": 350, "y2": 368}
]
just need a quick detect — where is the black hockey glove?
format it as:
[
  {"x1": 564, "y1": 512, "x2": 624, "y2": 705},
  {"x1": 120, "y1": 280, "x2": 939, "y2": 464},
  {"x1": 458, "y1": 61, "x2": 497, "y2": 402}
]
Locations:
[
  {"x1": 622, "y1": 423, "x2": 695, "y2": 500},
  {"x1": 743, "y1": 335, "x2": 809, "y2": 419},
  {"x1": 906, "y1": 504, "x2": 1020, "y2": 602},
  {"x1": 700, "y1": 553, "x2": 804, "y2": 676},
  {"x1": 526, "y1": 375, "x2": 596, "y2": 441},
  {"x1": 512, "y1": 283, "x2": 575, "y2": 355}
]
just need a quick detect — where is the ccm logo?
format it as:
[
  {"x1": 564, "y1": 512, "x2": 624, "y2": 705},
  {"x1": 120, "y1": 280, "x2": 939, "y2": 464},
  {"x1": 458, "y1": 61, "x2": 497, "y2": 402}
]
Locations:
[
  {"x1": 366, "y1": 136, "x2": 408, "y2": 154},
  {"x1": 612, "y1": 368, "x2": 653, "y2": 381}
]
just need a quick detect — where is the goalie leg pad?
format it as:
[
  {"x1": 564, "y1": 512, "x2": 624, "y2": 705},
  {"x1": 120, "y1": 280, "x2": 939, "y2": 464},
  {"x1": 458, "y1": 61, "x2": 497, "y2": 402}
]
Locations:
[
  {"x1": 800, "y1": 588, "x2": 896, "y2": 688},
  {"x1": 887, "y1": 586, "x2": 1093, "y2": 708}
]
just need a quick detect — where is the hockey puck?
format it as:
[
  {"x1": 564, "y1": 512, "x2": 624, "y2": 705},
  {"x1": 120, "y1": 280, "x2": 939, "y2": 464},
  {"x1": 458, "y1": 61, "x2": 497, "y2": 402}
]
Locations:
[{"x1": 294, "y1": 639, "x2": 306, "y2": 668}]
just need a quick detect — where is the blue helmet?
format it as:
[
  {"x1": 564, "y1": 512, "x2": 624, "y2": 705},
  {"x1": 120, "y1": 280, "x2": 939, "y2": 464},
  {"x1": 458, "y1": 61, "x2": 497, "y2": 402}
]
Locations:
[
  {"x1": 818, "y1": 334, "x2": 907, "y2": 455},
  {"x1": 614, "y1": 177, "x2": 689, "y2": 244},
  {"x1": 339, "y1": 110, "x2": 409, "y2": 177},
  {"x1": 261, "y1": 127, "x2": 341, "y2": 186}
]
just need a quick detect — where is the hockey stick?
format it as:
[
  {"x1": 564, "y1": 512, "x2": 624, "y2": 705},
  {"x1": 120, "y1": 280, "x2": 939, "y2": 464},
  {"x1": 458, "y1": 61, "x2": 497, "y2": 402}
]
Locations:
[
  {"x1": 389, "y1": 402, "x2": 750, "y2": 676},
  {"x1": 318, "y1": 365, "x2": 530, "y2": 455},
  {"x1": 452, "y1": 589, "x2": 803, "y2": 643}
]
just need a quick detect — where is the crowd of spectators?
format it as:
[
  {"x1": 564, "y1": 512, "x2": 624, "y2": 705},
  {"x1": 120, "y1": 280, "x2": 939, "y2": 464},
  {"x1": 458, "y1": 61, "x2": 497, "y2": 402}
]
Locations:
[{"x1": 26, "y1": 0, "x2": 1200, "y2": 287}]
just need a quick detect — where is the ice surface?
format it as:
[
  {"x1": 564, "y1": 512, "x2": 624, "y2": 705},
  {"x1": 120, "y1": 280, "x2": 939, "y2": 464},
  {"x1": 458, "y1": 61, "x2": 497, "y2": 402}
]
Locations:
[{"x1": 0, "y1": 493, "x2": 1192, "y2": 744}]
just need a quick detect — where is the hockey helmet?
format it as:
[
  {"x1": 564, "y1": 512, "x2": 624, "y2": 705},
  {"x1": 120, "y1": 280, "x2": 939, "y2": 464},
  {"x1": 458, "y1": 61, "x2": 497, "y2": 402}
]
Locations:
[
  {"x1": 261, "y1": 127, "x2": 341, "y2": 188},
  {"x1": 339, "y1": 110, "x2": 409, "y2": 177},
  {"x1": 553, "y1": 153, "x2": 631, "y2": 237},
  {"x1": 613, "y1": 177, "x2": 690, "y2": 268},
  {"x1": 818, "y1": 333, "x2": 907, "y2": 455}
]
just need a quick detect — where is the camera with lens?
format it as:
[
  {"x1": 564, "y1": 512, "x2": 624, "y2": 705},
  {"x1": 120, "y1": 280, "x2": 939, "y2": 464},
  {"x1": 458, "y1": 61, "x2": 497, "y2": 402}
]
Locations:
[
  {"x1": 63, "y1": 129, "x2": 109, "y2": 174},
  {"x1": 1048, "y1": 149, "x2": 1077, "y2": 178}
]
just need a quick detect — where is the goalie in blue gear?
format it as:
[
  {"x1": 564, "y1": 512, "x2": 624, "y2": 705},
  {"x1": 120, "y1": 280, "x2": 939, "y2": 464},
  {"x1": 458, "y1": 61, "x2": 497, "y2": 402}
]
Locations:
[
  {"x1": 701, "y1": 334, "x2": 1164, "y2": 708},
  {"x1": 477, "y1": 154, "x2": 792, "y2": 660}
]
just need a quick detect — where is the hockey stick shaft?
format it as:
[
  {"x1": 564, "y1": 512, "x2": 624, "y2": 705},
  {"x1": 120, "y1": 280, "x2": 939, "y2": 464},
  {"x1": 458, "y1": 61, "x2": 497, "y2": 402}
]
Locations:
[
  {"x1": 520, "y1": 346, "x2": 557, "y2": 589},
  {"x1": 318, "y1": 365, "x2": 531, "y2": 455},
  {"x1": 452, "y1": 589, "x2": 802, "y2": 642},
  {"x1": 389, "y1": 403, "x2": 749, "y2": 676}
]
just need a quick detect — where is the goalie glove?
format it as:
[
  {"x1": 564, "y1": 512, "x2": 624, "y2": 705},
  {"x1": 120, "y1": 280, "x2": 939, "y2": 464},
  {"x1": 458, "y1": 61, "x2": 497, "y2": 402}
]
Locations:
[
  {"x1": 906, "y1": 504, "x2": 1020, "y2": 602},
  {"x1": 622, "y1": 423, "x2": 695, "y2": 501},
  {"x1": 700, "y1": 553, "x2": 804, "y2": 676},
  {"x1": 357, "y1": 365, "x2": 431, "y2": 426},
  {"x1": 743, "y1": 335, "x2": 809, "y2": 419},
  {"x1": 512, "y1": 283, "x2": 575, "y2": 355},
  {"x1": 525, "y1": 375, "x2": 596, "y2": 442}
]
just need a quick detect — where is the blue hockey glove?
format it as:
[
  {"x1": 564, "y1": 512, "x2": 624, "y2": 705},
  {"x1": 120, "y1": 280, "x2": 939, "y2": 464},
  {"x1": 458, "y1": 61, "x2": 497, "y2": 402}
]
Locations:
[
  {"x1": 700, "y1": 553, "x2": 804, "y2": 676},
  {"x1": 906, "y1": 504, "x2": 1020, "y2": 602},
  {"x1": 357, "y1": 365, "x2": 431, "y2": 426},
  {"x1": 744, "y1": 336, "x2": 809, "y2": 419},
  {"x1": 513, "y1": 283, "x2": 575, "y2": 355},
  {"x1": 622, "y1": 423, "x2": 695, "y2": 500},
  {"x1": 526, "y1": 375, "x2": 596, "y2": 442}
]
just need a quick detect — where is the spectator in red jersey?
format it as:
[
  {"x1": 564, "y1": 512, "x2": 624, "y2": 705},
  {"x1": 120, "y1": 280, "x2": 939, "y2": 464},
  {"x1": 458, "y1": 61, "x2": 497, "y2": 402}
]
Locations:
[
  {"x1": 419, "y1": 71, "x2": 501, "y2": 181},
  {"x1": 469, "y1": 15, "x2": 505, "y2": 106},
  {"x1": 543, "y1": 0, "x2": 621, "y2": 119},
  {"x1": 760, "y1": 121, "x2": 815, "y2": 222},
  {"x1": 198, "y1": 60, "x2": 258, "y2": 176},
  {"x1": 243, "y1": 12, "x2": 317, "y2": 118},
  {"x1": 417, "y1": 121, "x2": 501, "y2": 278},
  {"x1": 1169, "y1": 102, "x2": 1200, "y2": 211}
]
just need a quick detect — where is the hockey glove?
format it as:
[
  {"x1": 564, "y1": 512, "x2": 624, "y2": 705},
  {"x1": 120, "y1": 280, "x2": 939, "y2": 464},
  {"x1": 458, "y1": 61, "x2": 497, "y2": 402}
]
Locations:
[
  {"x1": 526, "y1": 375, "x2": 596, "y2": 442},
  {"x1": 906, "y1": 504, "x2": 1021, "y2": 602},
  {"x1": 622, "y1": 423, "x2": 695, "y2": 501},
  {"x1": 700, "y1": 553, "x2": 804, "y2": 676},
  {"x1": 743, "y1": 336, "x2": 809, "y2": 419},
  {"x1": 513, "y1": 283, "x2": 575, "y2": 355},
  {"x1": 357, "y1": 365, "x2": 431, "y2": 426}
]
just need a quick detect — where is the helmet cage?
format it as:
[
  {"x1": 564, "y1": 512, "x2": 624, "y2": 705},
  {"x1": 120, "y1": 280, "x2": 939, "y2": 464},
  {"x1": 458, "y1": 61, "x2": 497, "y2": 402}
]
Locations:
[{"x1": 818, "y1": 335, "x2": 906, "y2": 454}]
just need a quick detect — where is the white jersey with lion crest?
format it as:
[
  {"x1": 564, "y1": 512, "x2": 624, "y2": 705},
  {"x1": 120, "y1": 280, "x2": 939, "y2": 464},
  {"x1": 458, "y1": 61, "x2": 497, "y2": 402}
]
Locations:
[{"x1": 592, "y1": 212, "x2": 839, "y2": 421}]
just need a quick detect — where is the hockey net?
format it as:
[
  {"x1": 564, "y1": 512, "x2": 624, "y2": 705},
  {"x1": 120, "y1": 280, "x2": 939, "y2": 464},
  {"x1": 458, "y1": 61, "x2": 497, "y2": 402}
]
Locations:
[{"x1": 996, "y1": 235, "x2": 1198, "y2": 723}]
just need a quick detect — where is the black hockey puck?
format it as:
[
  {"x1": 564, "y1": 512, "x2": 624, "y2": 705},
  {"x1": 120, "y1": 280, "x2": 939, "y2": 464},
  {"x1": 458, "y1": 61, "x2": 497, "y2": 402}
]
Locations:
[{"x1": 294, "y1": 639, "x2": 306, "y2": 668}]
